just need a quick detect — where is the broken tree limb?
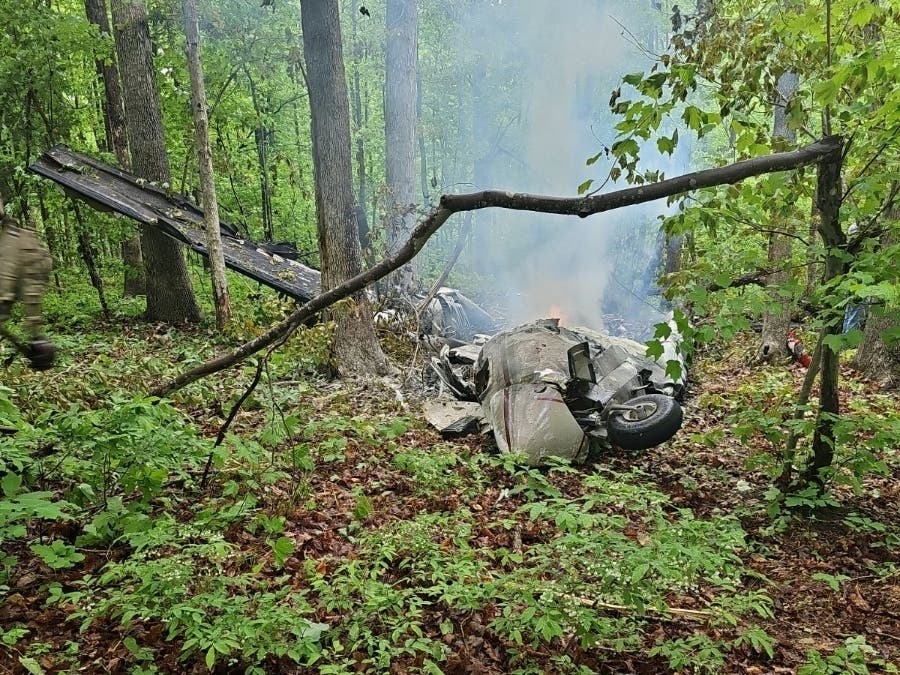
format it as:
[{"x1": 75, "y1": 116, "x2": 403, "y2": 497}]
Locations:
[
  {"x1": 151, "y1": 136, "x2": 842, "y2": 398},
  {"x1": 439, "y1": 136, "x2": 841, "y2": 217}
]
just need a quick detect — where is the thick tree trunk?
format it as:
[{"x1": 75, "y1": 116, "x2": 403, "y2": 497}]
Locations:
[
  {"x1": 853, "y1": 302, "x2": 900, "y2": 389},
  {"x1": 758, "y1": 71, "x2": 799, "y2": 363},
  {"x1": 110, "y1": 0, "x2": 200, "y2": 323},
  {"x1": 182, "y1": 0, "x2": 231, "y2": 330},
  {"x1": 851, "y1": 222, "x2": 899, "y2": 388},
  {"x1": 300, "y1": 0, "x2": 389, "y2": 376},
  {"x1": 349, "y1": 8, "x2": 370, "y2": 255},
  {"x1": 417, "y1": 69, "x2": 429, "y2": 204},
  {"x1": 384, "y1": 0, "x2": 419, "y2": 293},
  {"x1": 84, "y1": 0, "x2": 144, "y2": 297}
]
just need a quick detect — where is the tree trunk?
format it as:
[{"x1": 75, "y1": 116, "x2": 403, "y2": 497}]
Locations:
[
  {"x1": 471, "y1": 55, "x2": 494, "y2": 275},
  {"x1": 84, "y1": 0, "x2": 144, "y2": 297},
  {"x1": 417, "y1": 68, "x2": 429, "y2": 204},
  {"x1": 299, "y1": 0, "x2": 389, "y2": 376},
  {"x1": 71, "y1": 202, "x2": 110, "y2": 318},
  {"x1": 85, "y1": 0, "x2": 129, "y2": 166},
  {"x1": 244, "y1": 68, "x2": 275, "y2": 242},
  {"x1": 807, "y1": 144, "x2": 844, "y2": 481},
  {"x1": 384, "y1": 0, "x2": 419, "y2": 293},
  {"x1": 349, "y1": 7, "x2": 370, "y2": 255},
  {"x1": 851, "y1": 221, "x2": 899, "y2": 389},
  {"x1": 182, "y1": 0, "x2": 231, "y2": 330},
  {"x1": 110, "y1": 0, "x2": 201, "y2": 323},
  {"x1": 665, "y1": 234, "x2": 682, "y2": 275},
  {"x1": 852, "y1": 301, "x2": 900, "y2": 389},
  {"x1": 254, "y1": 125, "x2": 274, "y2": 241},
  {"x1": 758, "y1": 71, "x2": 799, "y2": 363}
]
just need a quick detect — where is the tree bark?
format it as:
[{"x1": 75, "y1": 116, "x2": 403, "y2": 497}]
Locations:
[
  {"x1": 470, "y1": 55, "x2": 493, "y2": 274},
  {"x1": 300, "y1": 0, "x2": 389, "y2": 376},
  {"x1": 71, "y1": 202, "x2": 110, "y2": 318},
  {"x1": 852, "y1": 300, "x2": 900, "y2": 389},
  {"x1": 758, "y1": 71, "x2": 799, "y2": 363},
  {"x1": 84, "y1": 0, "x2": 129, "y2": 167},
  {"x1": 152, "y1": 137, "x2": 842, "y2": 397},
  {"x1": 110, "y1": 0, "x2": 201, "y2": 323},
  {"x1": 182, "y1": 0, "x2": 231, "y2": 330},
  {"x1": 807, "y1": 143, "x2": 845, "y2": 481},
  {"x1": 384, "y1": 0, "x2": 419, "y2": 293},
  {"x1": 851, "y1": 217, "x2": 899, "y2": 389},
  {"x1": 83, "y1": 0, "x2": 144, "y2": 297},
  {"x1": 349, "y1": 7, "x2": 370, "y2": 256},
  {"x1": 244, "y1": 68, "x2": 275, "y2": 242}
]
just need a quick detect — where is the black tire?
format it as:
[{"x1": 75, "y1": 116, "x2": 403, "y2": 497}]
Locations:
[{"x1": 607, "y1": 394, "x2": 683, "y2": 450}]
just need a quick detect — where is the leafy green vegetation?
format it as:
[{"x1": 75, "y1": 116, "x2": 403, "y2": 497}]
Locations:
[
  {"x1": 1, "y1": 0, "x2": 898, "y2": 672},
  {"x1": 1, "y1": 274, "x2": 898, "y2": 671}
]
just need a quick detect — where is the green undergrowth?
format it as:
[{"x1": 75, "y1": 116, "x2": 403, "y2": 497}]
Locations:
[{"x1": 1, "y1": 278, "x2": 898, "y2": 673}]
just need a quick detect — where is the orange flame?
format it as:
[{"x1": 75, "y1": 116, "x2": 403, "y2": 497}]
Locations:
[{"x1": 547, "y1": 305, "x2": 567, "y2": 324}]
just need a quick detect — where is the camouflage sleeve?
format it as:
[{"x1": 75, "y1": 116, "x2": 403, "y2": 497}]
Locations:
[
  {"x1": 19, "y1": 229, "x2": 52, "y2": 339},
  {"x1": 0, "y1": 225, "x2": 52, "y2": 339},
  {"x1": 0, "y1": 227, "x2": 16, "y2": 329}
]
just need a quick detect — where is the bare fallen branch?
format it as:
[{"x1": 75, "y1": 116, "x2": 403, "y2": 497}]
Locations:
[{"x1": 151, "y1": 136, "x2": 842, "y2": 397}]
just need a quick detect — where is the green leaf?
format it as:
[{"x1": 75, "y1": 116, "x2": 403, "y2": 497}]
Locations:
[
  {"x1": 1, "y1": 472, "x2": 22, "y2": 498},
  {"x1": 353, "y1": 493, "x2": 373, "y2": 520},
  {"x1": 269, "y1": 535, "x2": 295, "y2": 568},
  {"x1": 645, "y1": 339, "x2": 664, "y2": 360},
  {"x1": 665, "y1": 359, "x2": 683, "y2": 382},
  {"x1": 822, "y1": 333, "x2": 846, "y2": 353},
  {"x1": 577, "y1": 179, "x2": 594, "y2": 195},
  {"x1": 632, "y1": 562, "x2": 650, "y2": 583},
  {"x1": 682, "y1": 105, "x2": 703, "y2": 131},
  {"x1": 623, "y1": 71, "x2": 644, "y2": 86},
  {"x1": 850, "y1": 4, "x2": 876, "y2": 27},
  {"x1": 18, "y1": 657, "x2": 45, "y2": 675},
  {"x1": 611, "y1": 138, "x2": 639, "y2": 158},
  {"x1": 29, "y1": 541, "x2": 84, "y2": 570}
]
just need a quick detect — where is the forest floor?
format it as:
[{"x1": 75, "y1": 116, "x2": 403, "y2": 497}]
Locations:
[{"x1": 1, "y1": 290, "x2": 898, "y2": 674}]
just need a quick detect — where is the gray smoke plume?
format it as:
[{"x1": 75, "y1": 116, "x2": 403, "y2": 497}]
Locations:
[{"x1": 442, "y1": 0, "x2": 690, "y2": 336}]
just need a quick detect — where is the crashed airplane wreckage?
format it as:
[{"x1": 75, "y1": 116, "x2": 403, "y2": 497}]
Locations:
[
  {"x1": 426, "y1": 317, "x2": 686, "y2": 466},
  {"x1": 28, "y1": 145, "x2": 321, "y2": 302},
  {"x1": 32, "y1": 148, "x2": 688, "y2": 464}
]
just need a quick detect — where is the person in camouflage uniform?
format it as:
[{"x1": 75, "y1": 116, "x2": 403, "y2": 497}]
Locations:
[{"x1": 0, "y1": 205, "x2": 56, "y2": 370}]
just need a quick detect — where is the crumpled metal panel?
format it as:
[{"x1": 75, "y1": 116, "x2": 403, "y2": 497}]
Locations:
[
  {"x1": 483, "y1": 383, "x2": 587, "y2": 464},
  {"x1": 28, "y1": 145, "x2": 321, "y2": 303}
]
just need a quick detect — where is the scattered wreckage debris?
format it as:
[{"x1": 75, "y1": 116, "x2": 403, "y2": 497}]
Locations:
[
  {"x1": 375, "y1": 287, "x2": 496, "y2": 346},
  {"x1": 28, "y1": 145, "x2": 321, "y2": 303},
  {"x1": 787, "y1": 330, "x2": 812, "y2": 368},
  {"x1": 428, "y1": 317, "x2": 686, "y2": 465}
]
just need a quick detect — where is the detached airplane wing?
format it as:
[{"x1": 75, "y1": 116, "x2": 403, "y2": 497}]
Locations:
[{"x1": 28, "y1": 145, "x2": 321, "y2": 303}]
